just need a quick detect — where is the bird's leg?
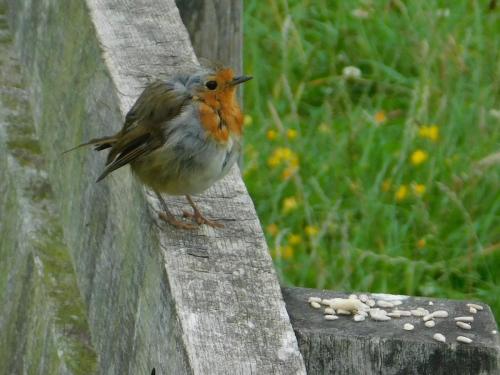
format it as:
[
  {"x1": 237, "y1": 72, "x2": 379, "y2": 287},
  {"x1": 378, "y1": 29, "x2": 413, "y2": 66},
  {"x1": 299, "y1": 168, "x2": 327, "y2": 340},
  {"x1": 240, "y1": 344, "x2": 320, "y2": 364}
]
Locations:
[
  {"x1": 155, "y1": 191, "x2": 196, "y2": 230},
  {"x1": 183, "y1": 195, "x2": 224, "y2": 228}
]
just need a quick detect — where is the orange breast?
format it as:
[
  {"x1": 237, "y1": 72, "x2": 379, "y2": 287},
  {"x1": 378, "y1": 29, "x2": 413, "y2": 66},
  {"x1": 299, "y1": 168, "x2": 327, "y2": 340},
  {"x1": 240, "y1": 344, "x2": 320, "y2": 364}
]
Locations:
[{"x1": 198, "y1": 92, "x2": 243, "y2": 143}]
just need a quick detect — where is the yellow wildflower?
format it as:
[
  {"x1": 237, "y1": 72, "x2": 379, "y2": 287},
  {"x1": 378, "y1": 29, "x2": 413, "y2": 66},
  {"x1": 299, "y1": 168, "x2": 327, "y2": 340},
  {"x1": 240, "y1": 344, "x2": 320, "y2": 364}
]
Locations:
[
  {"x1": 266, "y1": 129, "x2": 278, "y2": 141},
  {"x1": 266, "y1": 223, "x2": 279, "y2": 236},
  {"x1": 305, "y1": 225, "x2": 319, "y2": 237},
  {"x1": 288, "y1": 234, "x2": 302, "y2": 245},
  {"x1": 267, "y1": 154, "x2": 280, "y2": 168},
  {"x1": 283, "y1": 196, "x2": 298, "y2": 213},
  {"x1": 395, "y1": 185, "x2": 408, "y2": 202},
  {"x1": 410, "y1": 149, "x2": 428, "y2": 166},
  {"x1": 418, "y1": 125, "x2": 439, "y2": 142},
  {"x1": 374, "y1": 111, "x2": 387, "y2": 125},
  {"x1": 244, "y1": 115, "x2": 253, "y2": 126},
  {"x1": 381, "y1": 179, "x2": 392, "y2": 192},
  {"x1": 281, "y1": 166, "x2": 298, "y2": 180},
  {"x1": 417, "y1": 238, "x2": 426, "y2": 249},
  {"x1": 282, "y1": 245, "x2": 294, "y2": 259},
  {"x1": 412, "y1": 183, "x2": 426, "y2": 197},
  {"x1": 287, "y1": 129, "x2": 298, "y2": 140}
]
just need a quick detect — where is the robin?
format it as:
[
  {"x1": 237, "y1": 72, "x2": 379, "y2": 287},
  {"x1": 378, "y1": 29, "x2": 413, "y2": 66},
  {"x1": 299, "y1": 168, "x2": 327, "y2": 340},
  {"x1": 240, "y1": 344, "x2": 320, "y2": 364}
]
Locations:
[{"x1": 71, "y1": 64, "x2": 252, "y2": 229}]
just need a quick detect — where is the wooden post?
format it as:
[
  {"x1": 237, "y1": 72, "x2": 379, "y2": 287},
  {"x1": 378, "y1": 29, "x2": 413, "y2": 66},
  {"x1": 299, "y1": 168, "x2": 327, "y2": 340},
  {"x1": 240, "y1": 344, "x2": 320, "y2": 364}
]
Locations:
[
  {"x1": 175, "y1": 0, "x2": 243, "y2": 74},
  {"x1": 5, "y1": 0, "x2": 306, "y2": 373},
  {"x1": 283, "y1": 287, "x2": 500, "y2": 374}
]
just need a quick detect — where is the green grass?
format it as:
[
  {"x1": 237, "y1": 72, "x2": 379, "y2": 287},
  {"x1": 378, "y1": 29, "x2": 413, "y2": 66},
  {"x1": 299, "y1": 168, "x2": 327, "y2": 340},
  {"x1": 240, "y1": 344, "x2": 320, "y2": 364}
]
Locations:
[{"x1": 242, "y1": 0, "x2": 500, "y2": 319}]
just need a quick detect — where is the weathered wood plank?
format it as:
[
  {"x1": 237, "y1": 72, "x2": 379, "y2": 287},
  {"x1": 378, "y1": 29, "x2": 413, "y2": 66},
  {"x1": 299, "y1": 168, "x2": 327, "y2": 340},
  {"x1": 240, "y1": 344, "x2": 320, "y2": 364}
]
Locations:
[
  {"x1": 175, "y1": 0, "x2": 243, "y2": 73},
  {"x1": 283, "y1": 287, "x2": 500, "y2": 375},
  {"x1": 6, "y1": 0, "x2": 306, "y2": 373}
]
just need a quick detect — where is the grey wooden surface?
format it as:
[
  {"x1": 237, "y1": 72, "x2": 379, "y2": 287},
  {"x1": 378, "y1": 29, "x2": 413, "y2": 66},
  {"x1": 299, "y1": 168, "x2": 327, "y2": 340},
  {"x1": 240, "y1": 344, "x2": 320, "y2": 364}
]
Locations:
[
  {"x1": 175, "y1": 0, "x2": 243, "y2": 74},
  {"x1": 6, "y1": 0, "x2": 306, "y2": 373},
  {"x1": 284, "y1": 287, "x2": 500, "y2": 375}
]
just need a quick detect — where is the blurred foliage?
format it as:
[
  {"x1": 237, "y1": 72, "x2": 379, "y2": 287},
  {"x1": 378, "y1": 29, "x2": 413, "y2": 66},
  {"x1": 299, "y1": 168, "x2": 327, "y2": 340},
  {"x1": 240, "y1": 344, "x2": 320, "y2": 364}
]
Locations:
[{"x1": 243, "y1": 0, "x2": 500, "y2": 319}]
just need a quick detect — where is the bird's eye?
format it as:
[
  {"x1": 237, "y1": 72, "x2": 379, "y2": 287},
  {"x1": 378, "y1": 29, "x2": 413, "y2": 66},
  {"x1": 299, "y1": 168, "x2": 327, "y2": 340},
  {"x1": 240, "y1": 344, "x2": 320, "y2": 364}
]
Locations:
[{"x1": 205, "y1": 80, "x2": 218, "y2": 90}]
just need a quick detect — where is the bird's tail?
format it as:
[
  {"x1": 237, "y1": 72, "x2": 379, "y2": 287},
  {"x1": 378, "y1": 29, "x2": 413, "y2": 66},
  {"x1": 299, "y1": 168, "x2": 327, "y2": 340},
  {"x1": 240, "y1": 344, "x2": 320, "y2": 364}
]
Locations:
[{"x1": 62, "y1": 135, "x2": 118, "y2": 155}]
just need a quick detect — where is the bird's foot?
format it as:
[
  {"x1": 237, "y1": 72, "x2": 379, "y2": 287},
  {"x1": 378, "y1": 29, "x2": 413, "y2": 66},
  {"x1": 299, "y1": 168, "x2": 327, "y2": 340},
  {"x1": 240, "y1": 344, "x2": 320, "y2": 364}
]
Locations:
[
  {"x1": 159, "y1": 212, "x2": 197, "y2": 230},
  {"x1": 182, "y1": 210, "x2": 224, "y2": 228}
]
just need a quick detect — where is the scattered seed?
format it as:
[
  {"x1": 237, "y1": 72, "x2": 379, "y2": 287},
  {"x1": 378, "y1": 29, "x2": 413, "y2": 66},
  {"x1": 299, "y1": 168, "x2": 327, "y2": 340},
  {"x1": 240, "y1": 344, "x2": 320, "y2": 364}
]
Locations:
[
  {"x1": 367, "y1": 299, "x2": 376, "y2": 307},
  {"x1": 403, "y1": 323, "x2": 414, "y2": 331},
  {"x1": 456, "y1": 336, "x2": 472, "y2": 344},
  {"x1": 454, "y1": 316, "x2": 474, "y2": 322},
  {"x1": 492, "y1": 330, "x2": 497, "y2": 335},
  {"x1": 467, "y1": 303, "x2": 483, "y2": 311},
  {"x1": 324, "y1": 307, "x2": 335, "y2": 315},
  {"x1": 431, "y1": 310, "x2": 449, "y2": 318},
  {"x1": 328, "y1": 298, "x2": 368, "y2": 313},
  {"x1": 353, "y1": 314, "x2": 366, "y2": 322},
  {"x1": 377, "y1": 300, "x2": 394, "y2": 308},
  {"x1": 469, "y1": 307, "x2": 477, "y2": 314},
  {"x1": 324, "y1": 314, "x2": 338, "y2": 321},
  {"x1": 308, "y1": 297, "x2": 322, "y2": 303},
  {"x1": 392, "y1": 300, "x2": 403, "y2": 306},
  {"x1": 370, "y1": 309, "x2": 391, "y2": 321},
  {"x1": 357, "y1": 310, "x2": 368, "y2": 317},
  {"x1": 387, "y1": 312, "x2": 401, "y2": 318},
  {"x1": 310, "y1": 301, "x2": 321, "y2": 309},
  {"x1": 428, "y1": 301, "x2": 434, "y2": 306},
  {"x1": 423, "y1": 314, "x2": 434, "y2": 322},
  {"x1": 393, "y1": 309, "x2": 412, "y2": 316},
  {"x1": 456, "y1": 321, "x2": 472, "y2": 330},
  {"x1": 433, "y1": 333, "x2": 446, "y2": 343},
  {"x1": 359, "y1": 294, "x2": 369, "y2": 303},
  {"x1": 321, "y1": 298, "x2": 334, "y2": 306},
  {"x1": 411, "y1": 309, "x2": 428, "y2": 317},
  {"x1": 425, "y1": 320, "x2": 435, "y2": 328},
  {"x1": 348, "y1": 294, "x2": 358, "y2": 300},
  {"x1": 337, "y1": 309, "x2": 352, "y2": 315}
]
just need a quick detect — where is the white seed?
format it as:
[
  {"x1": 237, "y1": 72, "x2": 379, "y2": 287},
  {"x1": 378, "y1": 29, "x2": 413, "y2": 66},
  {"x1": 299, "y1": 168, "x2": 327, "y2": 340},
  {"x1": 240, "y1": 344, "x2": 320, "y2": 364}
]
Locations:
[
  {"x1": 403, "y1": 323, "x2": 414, "y2": 331},
  {"x1": 456, "y1": 321, "x2": 472, "y2": 330},
  {"x1": 456, "y1": 336, "x2": 472, "y2": 344},
  {"x1": 433, "y1": 333, "x2": 446, "y2": 343},
  {"x1": 431, "y1": 310, "x2": 449, "y2": 318},
  {"x1": 324, "y1": 314, "x2": 338, "y2": 321},
  {"x1": 492, "y1": 330, "x2": 497, "y2": 334},
  {"x1": 308, "y1": 297, "x2": 322, "y2": 303},
  {"x1": 377, "y1": 300, "x2": 394, "y2": 308},
  {"x1": 359, "y1": 294, "x2": 369, "y2": 303},
  {"x1": 392, "y1": 300, "x2": 403, "y2": 306},
  {"x1": 423, "y1": 314, "x2": 434, "y2": 322},
  {"x1": 370, "y1": 309, "x2": 391, "y2": 321},
  {"x1": 425, "y1": 320, "x2": 436, "y2": 328},
  {"x1": 367, "y1": 299, "x2": 376, "y2": 307},
  {"x1": 348, "y1": 294, "x2": 358, "y2": 300},
  {"x1": 467, "y1": 303, "x2": 483, "y2": 311},
  {"x1": 428, "y1": 301, "x2": 434, "y2": 306},
  {"x1": 387, "y1": 312, "x2": 401, "y2": 318},
  {"x1": 353, "y1": 314, "x2": 366, "y2": 322},
  {"x1": 357, "y1": 310, "x2": 368, "y2": 317},
  {"x1": 321, "y1": 298, "x2": 334, "y2": 306},
  {"x1": 411, "y1": 309, "x2": 428, "y2": 317},
  {"x1": 328, "y1": 298, "x2": 368, "y2": 313},
  {"x1": 469, "y1": 307, "x2": 477, "y2": 314},
  {"x1": 310, "y1": 301, "x2": 321, "y2": 309},
  {"x1": 454, "y1": 316, "x2": 474, "y2": 322},
  {"x1": 324, "y1": 307, "x2": 335, "y2": 315},
  {"x1": 337, "y1": 309, "x2": 352, "y2": 315},
  {"x1": 393, "y1": 309, "x2": 412, "y2": 317}
]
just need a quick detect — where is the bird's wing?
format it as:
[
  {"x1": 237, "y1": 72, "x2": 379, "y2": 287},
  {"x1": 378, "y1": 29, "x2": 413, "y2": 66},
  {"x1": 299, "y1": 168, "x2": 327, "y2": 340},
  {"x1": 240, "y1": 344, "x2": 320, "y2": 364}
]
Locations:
[{"x1": 97, "y1": 79, "x2": 192, "y2": 181}]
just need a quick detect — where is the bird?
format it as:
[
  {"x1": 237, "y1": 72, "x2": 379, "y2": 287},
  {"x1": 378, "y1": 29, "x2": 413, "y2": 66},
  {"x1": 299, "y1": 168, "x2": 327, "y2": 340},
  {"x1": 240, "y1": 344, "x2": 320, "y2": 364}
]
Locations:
[{"x1": 70, "y1": 64, "x2": 252, "y2": 229}]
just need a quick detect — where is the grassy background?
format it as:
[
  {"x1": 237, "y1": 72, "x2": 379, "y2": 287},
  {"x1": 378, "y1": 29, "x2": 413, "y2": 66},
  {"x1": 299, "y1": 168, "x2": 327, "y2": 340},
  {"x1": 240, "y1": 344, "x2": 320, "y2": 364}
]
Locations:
[{"x1": 242, "y1": 0, "x2": 500, "y2": 319}]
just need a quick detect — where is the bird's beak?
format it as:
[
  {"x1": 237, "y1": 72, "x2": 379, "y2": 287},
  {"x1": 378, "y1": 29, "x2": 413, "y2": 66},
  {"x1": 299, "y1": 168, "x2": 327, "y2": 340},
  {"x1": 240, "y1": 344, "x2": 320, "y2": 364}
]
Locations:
[{"x1": 231, "y1": 75, "x2": 253, "y2": 85}]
